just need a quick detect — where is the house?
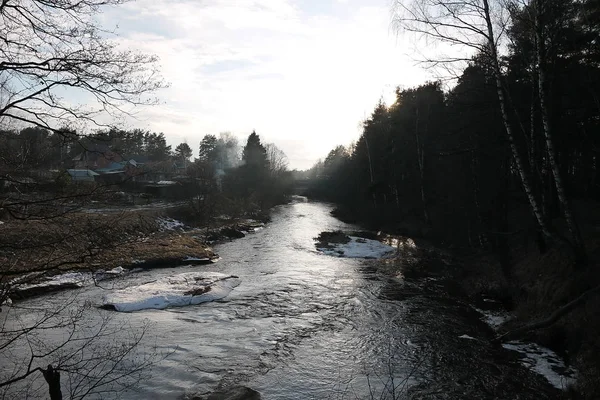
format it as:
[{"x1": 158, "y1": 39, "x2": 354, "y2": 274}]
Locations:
[
  {"x1": 71, "y1": 144, "x2": 121, "y2": 170},
  {"x1": 66, "y1": 169, "x2": 99, "y2": 182}
]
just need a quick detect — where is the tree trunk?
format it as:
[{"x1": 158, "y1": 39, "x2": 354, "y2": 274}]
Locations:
[
  {"x1": 529, "y1": 69, "x2": 537, "y2": 174},
  {"x1": 364, "y1": 135, "x2": 377, "y2": 207},
  {"x1": 534, "y1": 0, "x2": 587, "y2": 264},
  {"x1": 470, "y1": 150, "x2": 487, "y2": 247},
  {"x1": 493, "y1": 284, "x2": 600, "y2": 343},
  {"x1": 482, "y1": 0, "x2": 553, "y2": 241},
  {"x1": 42, "y1": 365, "x2": 62, "y2": 400},
  {"x1": 483, "y1": 0, "x2": 554, "y2": 244},
  {"x1": 414, "y1": 106, "x2": 430, "y2": 226}
]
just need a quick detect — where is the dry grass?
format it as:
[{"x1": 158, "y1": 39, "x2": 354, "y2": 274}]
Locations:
[
  {"x1": 0, "y1": 210, "x2": 215, "y2": 280},
  {"x1": 504, "y1": 235, "x2": 600, "y2": 399},
  {"x1": 87, "y1": 232, "x2": 215, "y2": 270}
]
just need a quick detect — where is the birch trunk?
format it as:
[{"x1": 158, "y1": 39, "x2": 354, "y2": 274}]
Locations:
[
  {"x1": 529, "y1": 71, "x2": 537, "y2": 172},
  {"x1": 534, "y1": 0, "x2": 586, "y2": 263},
  {"x1": 482, "y1": 0, "x2": 553, "y2": 240}
]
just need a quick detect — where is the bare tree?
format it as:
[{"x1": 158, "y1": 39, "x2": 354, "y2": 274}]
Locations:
[
  {"x1": 0, "y1": 0, "x2": 163, "y2": 132},
  {"x1": 0, "y1": 0, "x2": 165, "y2": 397},
  {"x1": 393, "y1": 0, "x2": 558, "y2": 243},
  {"x1": 265, "y1": 143, "x2": 289, "y2": 177},
  {"x1": 530, "y1": 0, "x2": 586, "y2": 262},
  {"x1": 0, "y1": 295, "x2": 157, "y2": 399}
]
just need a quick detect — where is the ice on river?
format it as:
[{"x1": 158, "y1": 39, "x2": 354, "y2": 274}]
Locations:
[
  {"x1": 318, "y1": 236, "x2": 395, "y2": 259},
  {"x1": 502, "y1": 341, "x2": 576, "y2": 390},
  {"x1": 101, "y1": 272, "x2": 241, "y2": 312}
]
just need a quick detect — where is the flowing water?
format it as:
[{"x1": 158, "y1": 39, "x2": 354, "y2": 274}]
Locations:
[{"x1": 1, "y1": 199, "x2": 565, "y2": 399}]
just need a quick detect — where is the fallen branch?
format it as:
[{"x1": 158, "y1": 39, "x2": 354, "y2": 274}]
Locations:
[{"x1": 493, "y1": 284, "x2": 600, "y2": 343}]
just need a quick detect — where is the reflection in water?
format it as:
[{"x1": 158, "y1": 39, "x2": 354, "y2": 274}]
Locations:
[{"x1": 2, "y1": 199, "x2": 562, "y2": 399}]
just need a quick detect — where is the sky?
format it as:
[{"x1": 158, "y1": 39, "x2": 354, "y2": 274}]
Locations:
[{"x1": 100, "y1": 0, "x2": 433, "y2": 170}]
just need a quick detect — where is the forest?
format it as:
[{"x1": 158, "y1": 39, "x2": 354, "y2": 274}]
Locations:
[
  {"x1": 310, "y1": 0, "x2": 599, "y2": 254},
  {"x1": 2, "y1": 0, "x2": 600, "y2": 398},
  {"x1": 307, "y1": 0, "x2": 600, "y2": 396}
]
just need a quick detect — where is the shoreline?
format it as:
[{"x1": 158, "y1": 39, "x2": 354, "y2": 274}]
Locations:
[
  {"x1": 314, "y1": 227, "x2": 574, "y2": 395},
  {"x1": 5, "y1": 215, "x2": 267, "y2": 302}
]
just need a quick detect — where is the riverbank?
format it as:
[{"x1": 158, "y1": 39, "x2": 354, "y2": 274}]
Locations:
[
  {"x1": 1, "y1": 206, "x2": 267, "y2": 301},
  {"x1": 314, "y1": 229, "x2": 570, "y2": 398},
  {"x1": 327, "y1": 204, "x2": 600, "y2": 399}
]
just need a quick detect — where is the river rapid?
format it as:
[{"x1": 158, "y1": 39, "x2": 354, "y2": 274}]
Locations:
[{"x1": 1, "y1": 199, "x2": 564, "y2": 399}]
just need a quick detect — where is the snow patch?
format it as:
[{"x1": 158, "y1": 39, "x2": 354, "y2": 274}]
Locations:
[
  {"x1": 472, "y1": 306, "x2": 510, "y2": 329},
  {"x1": 18, "y1": 272, "x2": 88, "y2": 291},
  {"x1": 16, "y1": 268, "x2": 129, "y2": 293},
  {"x1": 318, "y1": 236, "x2": 395, "y2": 259},
  {"x1": 93, "y1": 267, "x2": 127, "y2": 281},
  {"x1": 183, "y1": 256, "x2": 211, "y2": 262},
  {"x1": 458, "y1": 334, "x2": 476, "y2": 340},
  {"x1": 502, "y1": 341, "x2": 576, "y2": 390},
  {"x1": 157, "y1": 217, "x2": 186, "y2": 231},
  {"x1": 101, "y1": 272, "x2": 241, "y2": 312}
]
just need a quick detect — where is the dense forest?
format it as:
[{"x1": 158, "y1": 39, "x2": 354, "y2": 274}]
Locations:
[
  {"x1": 307, "y1": 0, "x2": 600, "y2": 396},
  {"x1": 309, "y1": 0, "x2": 599, "y2": 258}
]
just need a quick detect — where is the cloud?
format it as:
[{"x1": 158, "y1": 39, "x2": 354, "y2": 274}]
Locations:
[{"x1": 99, "y1": 0, "x2": 432, "y2": 169}]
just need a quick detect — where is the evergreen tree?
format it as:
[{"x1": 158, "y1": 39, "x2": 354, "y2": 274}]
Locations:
[
  {"x1": 242, "y1": 131, "x2": 268, "y2": 170},
  {"x1": 175, "y1": 142, "x2": 193, "y2": 164},
  {"x1": 199, "y1": 135, "x2": 218, "y2": 164}
]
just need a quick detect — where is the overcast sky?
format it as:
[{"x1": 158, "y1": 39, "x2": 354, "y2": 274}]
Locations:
[{"x1": 101, "y1": 0, "x2": 433, "y2": 170}]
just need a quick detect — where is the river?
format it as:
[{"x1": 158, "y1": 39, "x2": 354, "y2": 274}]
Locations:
[{"x1": 1, "y1": 199, "x2": 565, "y2": 399}]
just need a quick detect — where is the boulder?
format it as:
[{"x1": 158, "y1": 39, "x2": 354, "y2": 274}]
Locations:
[{"x1": 220, "y1": 227, "x2": 245, "y2": 239}]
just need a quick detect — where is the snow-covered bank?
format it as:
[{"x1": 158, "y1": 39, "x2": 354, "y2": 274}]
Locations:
[
  {"x1": 101, "y1": 272, "x2": 241, "y2": 312},
  {"x1": 472, "y1": 306, "x2": 575, "y2": 390},
  {"x1": 317, "y1": 236, "x2": 395, "y2": 259},
  {"x1": 503, "y1": 341, "x2": 576, "y2": 390},
  {"x1": 472, "y1": 306, "x2": 511, "y2": 329}
]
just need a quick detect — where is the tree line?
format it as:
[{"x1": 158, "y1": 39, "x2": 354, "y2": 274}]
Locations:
[
  {"x1": 186, "y1": 131, "x2": 292, "y2": 223},
  {"x1": 0, "y1": 127, "x2": 176, "y2": 170},
  {"x1": 308, "y1": 0, "x2": 600, "y2": 270}
]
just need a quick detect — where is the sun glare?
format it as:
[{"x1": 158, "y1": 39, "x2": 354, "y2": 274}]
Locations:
[{"x1": 382, "y1": 85, "x2": 397, "y2": 107}]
